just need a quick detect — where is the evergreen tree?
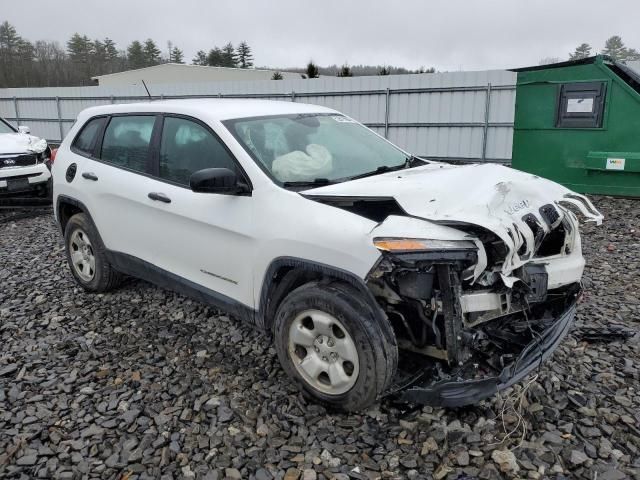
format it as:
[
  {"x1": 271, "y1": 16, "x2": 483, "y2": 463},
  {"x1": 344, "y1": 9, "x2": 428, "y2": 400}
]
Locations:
[
  {"x1": 192, "y1": 50, "x2": 207, "y2": 65},
  {"x1": 127, "y1": 40, "x2": 146, "y2": 69},
  {"x1": 305, "y1": 61, "x2": 319, "y2": 78},
  {"x1": 207, "y1": 47, "x2": 224, "y2": 66},
  {"x1": 337, "y1": 64, "x2": 352, "y2": 77},
  {"x1": 569, "y1": 43, "x2": 592, "y2": 60},
  {"x1": 92, "y1": 39, "x2": 107, "y2": 73},
  {"x1": 67, "y1": 33, "x2": 92, "y2": 65},
  {"x1": 236, "y1": 41, "x2": 253, "y2": 68},
  {"x1": 103, "y1": 38, "x2": 118, "y2": 61},
  {"x1": 271, "y1": 71, "x2": 283, "y2": 80},
  {"x1": 143, "y1": 38, "x2": 161, "y2": 66},
  {"x1": 602, "y1": 35, "x2": 627, "y2": 61},
  {"x1": 221, "y1": 42, "x2": 237, "y2": 67},
  {"x1": 378, "y1": 66, "x2": 390, "y2": 75},
  {"x1": 171, "y1": 47, "x2": 184, "y2": 63},
  {"x1": 67, "y1": 33, "x2": 93, "y2": 82}
]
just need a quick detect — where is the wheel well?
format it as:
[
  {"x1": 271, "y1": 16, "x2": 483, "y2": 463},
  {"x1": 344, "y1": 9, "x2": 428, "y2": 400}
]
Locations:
[
  {"x1": 259, "y1": 259, "x2": 377, "y2": 332},
  {"x1": 58, "y1": 201, "x2": 84, "y2": 233}
]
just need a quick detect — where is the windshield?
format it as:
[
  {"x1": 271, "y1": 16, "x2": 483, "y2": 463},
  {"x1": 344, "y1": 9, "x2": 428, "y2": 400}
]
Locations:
[
  {"x1": 224, "y1": 114, "x2": 410, "y2": 185},
  {"x1": 0, "y1": 119, "x2": 16, "y2": 134}
]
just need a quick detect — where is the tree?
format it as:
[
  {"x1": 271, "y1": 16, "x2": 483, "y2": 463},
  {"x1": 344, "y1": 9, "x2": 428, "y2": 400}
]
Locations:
[
  {"x1": 569, "y1": 43, "x2": 592, "y2": 60},
  {"x1": 127, "y1": 40, "x2": 145, "y2": 69},
  {"x1": 206, "y1": 47, "x2": 224, "y2": 66},
  {"x1": 143, "y1": 38, "x2": 161, "y2": 66},
  {"x1": 221, "y1": 42, "x2": 237, "y2": 67},
  {"x1": 305, "y1": 61, "x2": 319, "y2": 78},
  {"x1": 192, "y1": 50, "x2": 207, "y2": 65},
  {"x1": 271, "y1": 71, "x2": 283, "y2": 80},
  {"x1": 236, "y1": 41, "x2": 253, "y2": 68},
  {"x1": 103, "y1": 38, "x2": 118, "y2": 62},
  {"x1": 337, "y1": 64, "x2": 352, "y2": 77},
  {"x1": 378, "y1": 66, "x2": 390, "y2": 75},
  {"x1": 626, "y1": 48, "x2": 640, "y2": 61},
  {"x1": 67, "y1": 33, "x2": 92, "y2": 65},
  {"x1": 66, "y1": 33, "x2": 93, "y2": 82},
  {"x1": 171, "y1": 47, "x2": 184, "y2": 64},
  {"x1": 602, "y1": 36, "x2": 626, "y2": 60}
]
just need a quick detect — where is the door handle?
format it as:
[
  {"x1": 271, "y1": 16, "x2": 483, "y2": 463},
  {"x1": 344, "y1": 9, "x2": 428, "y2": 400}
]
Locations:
[
  {"x1": 148, "y1": 192, "x2": 171, "y2": 203},
  {"x1": 82, "y1": 172, "x2": 98, "y2": 181}
]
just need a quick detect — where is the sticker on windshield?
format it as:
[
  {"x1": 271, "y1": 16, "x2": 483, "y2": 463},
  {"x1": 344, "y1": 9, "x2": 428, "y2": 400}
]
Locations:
[{"x1": 332, "y1": 116, "x2": 356, "y2": 123}]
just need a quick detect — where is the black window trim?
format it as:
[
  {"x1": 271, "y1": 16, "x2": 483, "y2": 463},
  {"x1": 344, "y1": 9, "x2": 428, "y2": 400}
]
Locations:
[
  {"x1": 150, "y1": 112, "x2": 253, "y2": 194},
  {"x1": 555, "y1": 81, "x2": 607, "y2": 129}
]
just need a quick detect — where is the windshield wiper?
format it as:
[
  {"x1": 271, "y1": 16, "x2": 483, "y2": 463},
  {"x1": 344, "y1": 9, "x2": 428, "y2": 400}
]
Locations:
[
  {"x1": 283, "y1": 178, "x2": 333, "y2": 188},
  {"x1": 347, "y1": 156, "x2": 426, "y2": 181}
]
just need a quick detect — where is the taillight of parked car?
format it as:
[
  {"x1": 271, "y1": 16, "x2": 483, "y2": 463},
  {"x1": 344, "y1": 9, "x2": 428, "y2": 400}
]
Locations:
[{"x1": 50, "y1": 148, "x2": 58, "y2": 165}]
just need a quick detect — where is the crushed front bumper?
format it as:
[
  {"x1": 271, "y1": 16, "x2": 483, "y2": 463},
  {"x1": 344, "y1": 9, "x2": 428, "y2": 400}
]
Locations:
[{"x1": 392, "y1": 298, "x2": 576, "y2": 407}]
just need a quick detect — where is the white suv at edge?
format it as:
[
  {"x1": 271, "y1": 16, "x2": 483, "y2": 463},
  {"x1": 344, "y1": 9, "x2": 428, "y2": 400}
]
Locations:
[
  {"x1": 0, "y1": 117, "x2": 52, "y2": 198},
  {"x1": 53, "y1": 99, "x2": 602, "y2": 411}
]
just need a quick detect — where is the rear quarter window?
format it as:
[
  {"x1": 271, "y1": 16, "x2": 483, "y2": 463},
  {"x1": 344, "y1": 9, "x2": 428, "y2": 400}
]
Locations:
[{"x1": 72, "y1": 117, "x2": 106, "y2": 156}]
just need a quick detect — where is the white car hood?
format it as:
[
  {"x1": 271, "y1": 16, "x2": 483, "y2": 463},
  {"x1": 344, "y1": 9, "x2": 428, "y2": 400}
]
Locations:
[
  {"x1": 0, "y1": 133, "x2": 48, "y2": 155},
  {"x1": 303, "y1": 162, "x2": 603, "y2": 280}
]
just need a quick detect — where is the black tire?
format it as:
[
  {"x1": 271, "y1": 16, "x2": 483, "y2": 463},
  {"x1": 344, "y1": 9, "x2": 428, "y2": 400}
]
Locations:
[
  {"x1": 273, "y1": 281, "x2": 398, "y2": 411},
  {"x1": 64, "y1": 212, "x2": 123, "y2": 292}
]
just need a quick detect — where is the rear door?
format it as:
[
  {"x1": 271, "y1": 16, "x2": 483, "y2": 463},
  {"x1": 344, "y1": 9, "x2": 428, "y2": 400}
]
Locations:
[
  {"x1": 142, "y1": 115, "x2": 255, "y2": 307},
  {"x1": 79, "y1": 114, "x2": 160, "y2": 264}
]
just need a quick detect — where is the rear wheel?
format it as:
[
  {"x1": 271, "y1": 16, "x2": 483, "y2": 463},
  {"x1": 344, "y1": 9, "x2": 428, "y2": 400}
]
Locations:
[
  {"x1": 64, "y1": 213, "x2": 123, "y2": 292},
  {"x1": 273, "y1": 281, "x2": 397, "y2": 411}
]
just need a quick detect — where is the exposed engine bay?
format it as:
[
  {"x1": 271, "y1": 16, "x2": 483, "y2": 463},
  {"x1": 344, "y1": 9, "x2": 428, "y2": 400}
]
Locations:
[{"x1": 363, "y1": 203, "x2": 595, "y2": 406}]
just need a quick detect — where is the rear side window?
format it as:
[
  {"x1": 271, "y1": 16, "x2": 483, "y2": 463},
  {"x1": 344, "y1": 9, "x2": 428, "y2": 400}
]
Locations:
[
  {"x1": 100, "y1": 115, "x2": 156, "y2": 173},
  {"x1": 159, "y1": 116, "x2": 237, "y2": 186},
  {"x1": 72, "y1": 117, "x2": 106, "y2": 155}
]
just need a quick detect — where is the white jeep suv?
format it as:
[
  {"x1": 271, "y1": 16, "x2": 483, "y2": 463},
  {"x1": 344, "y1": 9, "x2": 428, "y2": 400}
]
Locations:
[{"x1": 53, "y1": 100, "x2": 602, "y2": 411}]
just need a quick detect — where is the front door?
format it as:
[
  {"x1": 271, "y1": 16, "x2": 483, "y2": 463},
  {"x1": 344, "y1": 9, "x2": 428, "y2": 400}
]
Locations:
[{"x1": 142, "y1": 115, "x2": 255, "y2": 308}]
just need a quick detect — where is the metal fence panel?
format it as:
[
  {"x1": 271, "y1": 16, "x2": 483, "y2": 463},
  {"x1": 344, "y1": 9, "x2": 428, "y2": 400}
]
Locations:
[{"x1": 0, "y1": 69, "x2": 517, "y2": 161}]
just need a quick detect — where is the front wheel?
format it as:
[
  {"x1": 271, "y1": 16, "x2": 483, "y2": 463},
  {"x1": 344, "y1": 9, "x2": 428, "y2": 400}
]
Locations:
[{"x1": 273, "y1": 281, "x2": 397, "y2": 411}]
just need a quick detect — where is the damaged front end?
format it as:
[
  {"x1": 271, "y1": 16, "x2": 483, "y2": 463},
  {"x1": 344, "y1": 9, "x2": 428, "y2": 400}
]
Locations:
[
  {"x1": 366, "y1": 202, "x2": 596, "y2": 407},
  {"x1": 304, "y1": 162, "x2": 603, "y2": 406}
]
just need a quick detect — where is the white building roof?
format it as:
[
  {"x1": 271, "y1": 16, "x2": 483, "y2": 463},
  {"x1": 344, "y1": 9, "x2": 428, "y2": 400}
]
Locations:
[{"x1": 92, "y1": 63, "x2": 302, "y2": 86}]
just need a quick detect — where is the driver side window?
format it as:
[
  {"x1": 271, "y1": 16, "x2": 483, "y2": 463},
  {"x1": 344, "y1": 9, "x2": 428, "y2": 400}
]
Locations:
[{"x1": 159, "y1": 116, "x2": 237, "y2": 186}]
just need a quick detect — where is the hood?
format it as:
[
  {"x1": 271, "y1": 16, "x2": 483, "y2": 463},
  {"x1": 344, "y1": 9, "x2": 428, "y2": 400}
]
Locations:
[
  {"x1": 0, "y1": 133, "x2": 48, "y2": 155},
  {"x1": 303, "y1": 162, "x2": 603, "y2": 280}
]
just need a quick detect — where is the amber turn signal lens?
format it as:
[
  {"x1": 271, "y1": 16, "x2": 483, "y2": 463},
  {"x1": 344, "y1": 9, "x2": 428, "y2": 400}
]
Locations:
[{"x1": 373, "y1": 239, "x2": 429, "y2": 251}]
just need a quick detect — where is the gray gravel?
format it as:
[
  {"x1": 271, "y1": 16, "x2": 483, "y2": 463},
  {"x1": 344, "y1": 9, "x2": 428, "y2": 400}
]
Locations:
[{"x1": 0, "y1": 196, "x2": 639, "y2": 479}]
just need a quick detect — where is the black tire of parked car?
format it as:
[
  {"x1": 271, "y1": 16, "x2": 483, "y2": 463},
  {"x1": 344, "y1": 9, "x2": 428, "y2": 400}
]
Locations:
[
  {"x1": 273, "y1": 281, "x2": 398, "y2": 411},
  {"x1": 64, "y1": 213, "x2": 123, "y2": 292}
]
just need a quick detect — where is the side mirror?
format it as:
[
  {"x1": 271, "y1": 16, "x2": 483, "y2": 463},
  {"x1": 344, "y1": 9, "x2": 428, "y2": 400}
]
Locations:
[
  {"x1": 189, "y1": 168, "x2": 250, "y2": 195},
  {"x1": 18, "y1": 125, "x2": 30, "y2": 134}
]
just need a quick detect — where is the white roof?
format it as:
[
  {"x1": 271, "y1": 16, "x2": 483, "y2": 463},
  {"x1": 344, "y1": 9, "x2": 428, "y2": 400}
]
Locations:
[{"x1": 78, "y1": 99, "x2": 338, "y2": 122}]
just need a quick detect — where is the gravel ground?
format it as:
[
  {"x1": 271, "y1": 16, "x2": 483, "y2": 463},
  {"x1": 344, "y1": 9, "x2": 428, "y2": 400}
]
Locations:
[{"x1": 0, "y1": 196, "x2": 638, "y2": 480}]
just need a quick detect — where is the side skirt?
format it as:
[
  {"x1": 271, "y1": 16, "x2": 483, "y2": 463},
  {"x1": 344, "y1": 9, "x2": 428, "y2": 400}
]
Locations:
[{"x1": 105, "y1": 250, "x2": 257, "y2": 326}]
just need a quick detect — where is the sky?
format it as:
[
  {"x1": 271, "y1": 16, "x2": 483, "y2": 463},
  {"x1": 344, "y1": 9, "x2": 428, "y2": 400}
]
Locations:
[{"x1": 3, "y1": 0, "x2": 640, "y2": 72}]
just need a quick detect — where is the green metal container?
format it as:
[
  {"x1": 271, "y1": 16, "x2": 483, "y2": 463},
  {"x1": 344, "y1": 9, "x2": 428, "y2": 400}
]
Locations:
[{"x1": 511, "y1": 55, "x2": 640, "y2": 197}]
